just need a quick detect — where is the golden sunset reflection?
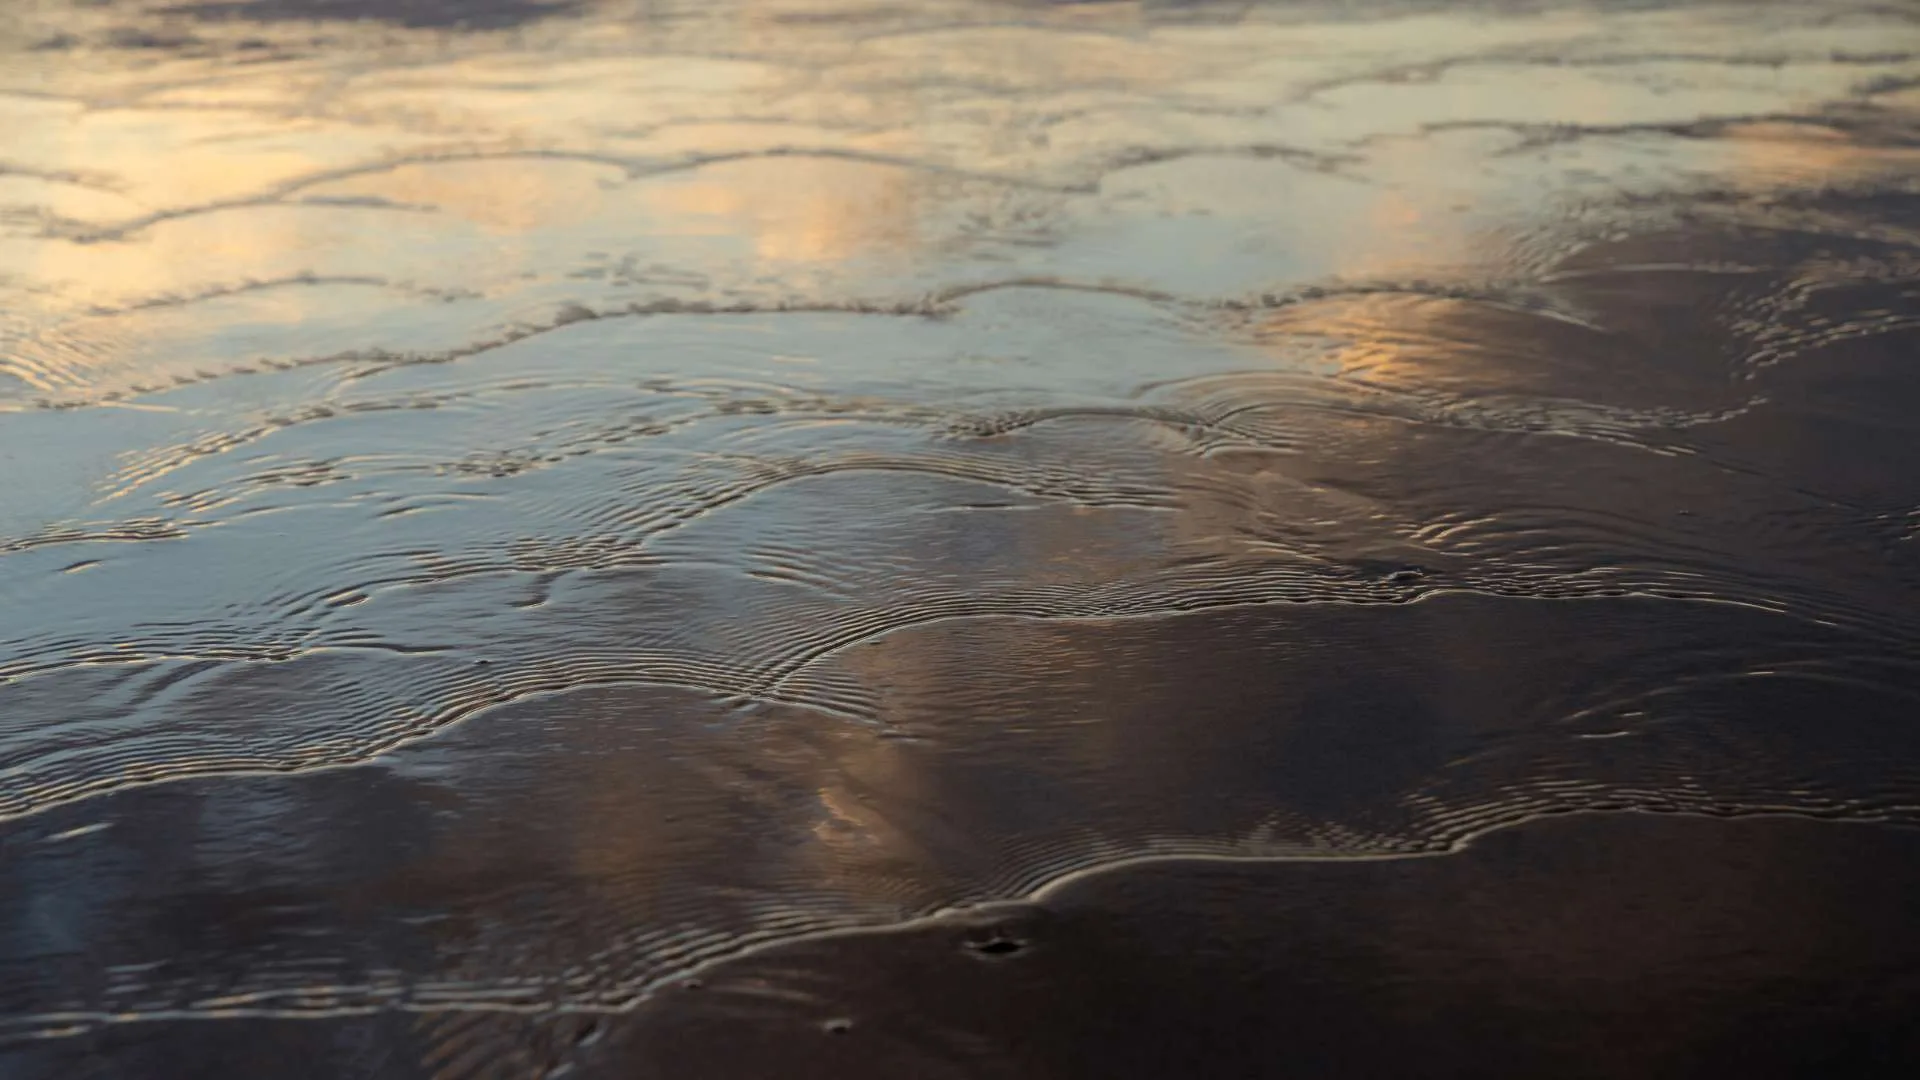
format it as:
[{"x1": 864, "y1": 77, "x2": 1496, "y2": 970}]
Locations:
[
  {"x1": 642, "y1": 157, "x2": 923, "y2": 264},
  {"x1": 0, "y1": 1, "x2": 1909, "y2": 410},
  {"x1": 0, "y1": 2, "x2": 1896, "y2": 355}
]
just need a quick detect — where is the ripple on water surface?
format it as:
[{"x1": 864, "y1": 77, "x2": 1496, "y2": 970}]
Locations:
[{"x1": 2, "y1": 0, "x2": 1919, "y2": 1075}]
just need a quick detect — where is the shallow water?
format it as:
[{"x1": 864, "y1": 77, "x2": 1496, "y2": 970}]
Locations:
[{"x1": 2, "y1": 0, "x2": 1919, "y2": 1076}]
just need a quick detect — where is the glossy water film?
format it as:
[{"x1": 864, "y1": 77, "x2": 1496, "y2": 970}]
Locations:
[{"x1": 2, "y1": 1, "x2": 1918, "y2": 1076}]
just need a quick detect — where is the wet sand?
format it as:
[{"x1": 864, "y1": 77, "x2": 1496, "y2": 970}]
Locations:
[
  {"x1": 3, "y1": 1, "x2": 1919, "y2": 1076},
  {"x1": 10, "y1": 812, "x2": 1920, "y2": 1077}
]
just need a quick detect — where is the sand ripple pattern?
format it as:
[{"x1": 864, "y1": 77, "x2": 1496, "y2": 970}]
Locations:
[{"x1": 2, "y1": 0, "x2": 1919, "y2": 1065}]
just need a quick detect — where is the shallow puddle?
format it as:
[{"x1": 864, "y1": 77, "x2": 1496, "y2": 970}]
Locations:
[{"x1": 2, "y1": 1, "x2": 1918, "y2": 1076}]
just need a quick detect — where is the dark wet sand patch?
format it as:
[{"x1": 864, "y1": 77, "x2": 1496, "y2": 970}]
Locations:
[{"x1": 12, "y1": 812, "x2": 1919, "y2": 1079}]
